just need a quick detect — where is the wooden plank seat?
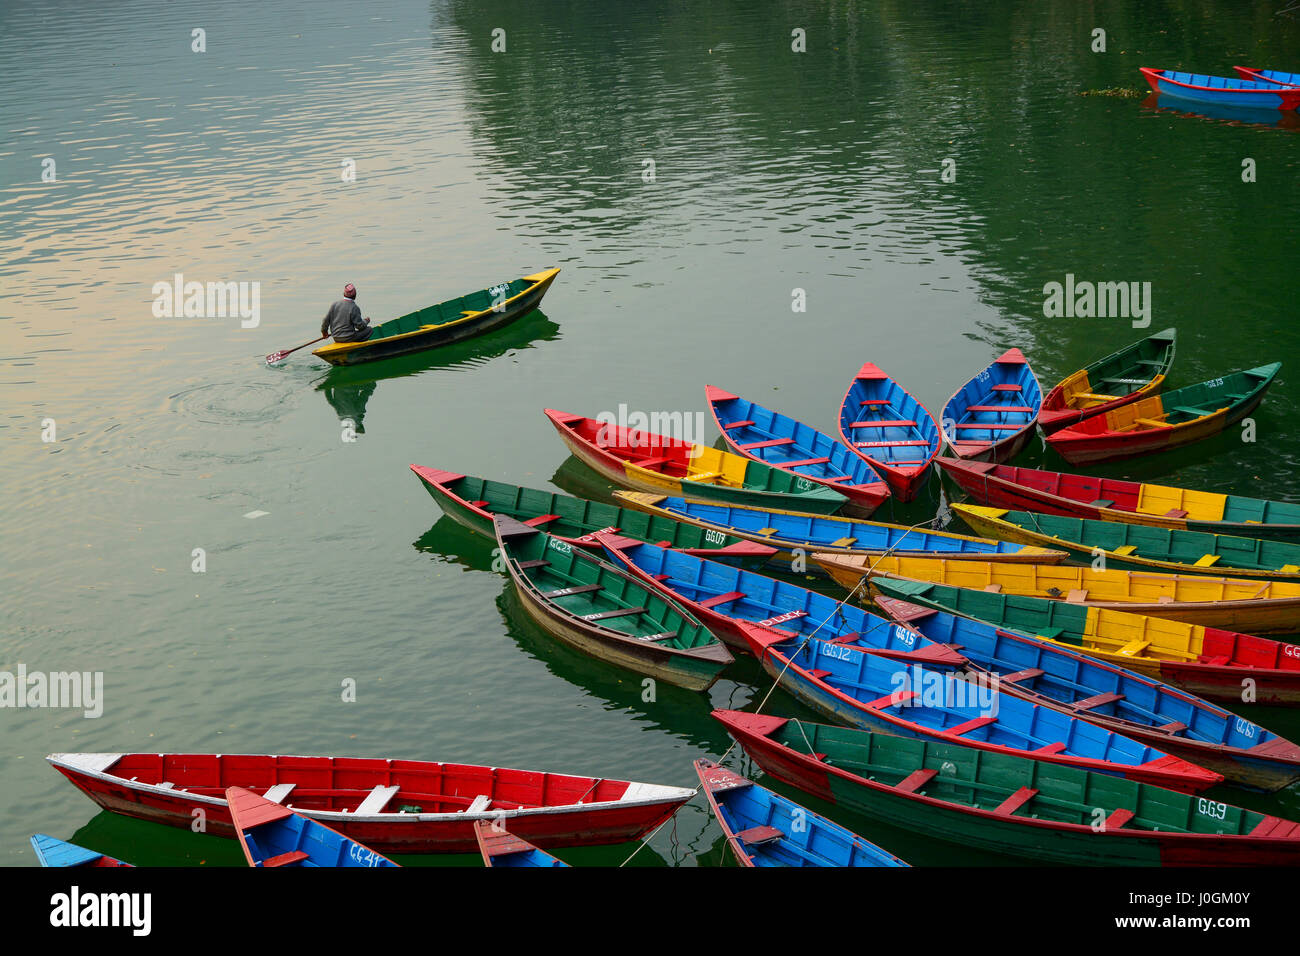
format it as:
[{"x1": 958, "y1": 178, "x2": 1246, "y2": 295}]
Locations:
[
  {"x1": 893, "y1": 767, "x2": 939, "y2": 794},
  {"x1": 739, "y1": 438, "x2": 796, "y2": 450},
  {"x1": 990, "y1": 384, "x2": 1022, "y2": 392},
  {"x1": 1193, "y1": 554, "x2": 1221, "y2": 567},
  {"x1": 850, "y1": 419, "x2": 916, "y2": 428},
  {"x1": 859, "y1": 399, "x2": 892, "y2": 406},
  {"x1": 639, "y1": 631, "x2": 680, "y2": 643},
  {"x1": 1100, "y1": 376, "x2": 1151, "y2": 385},
  {"x1": 698, "y1": 590, "x2": 746, "y2": 609},
  {"x1": 965, "y1": 405, "x2": 1033, "y2": 413},
  {"x1": 1171, "y1": 406, "x2": 1212, "y2": 418},
  {"x1": 469, "y1": 500, "x2": 491, "y2": 507},
  {"x1": 686, "y1": 471, "x2": 722, "y2": 482},
  {"x1": 736, "y1": 825, "x2": 784, "y2": 846},
  {"x1": 1163, "y1": 509, "x2": 1190, "y2": 518},
  {"x1": 866, "y1": 690, "x2": 918, "y2": 709},
  {"x1": 263, "y1": 783, "x2": 296, "y2": 804},
  {"x1": 515, "y1": 559, "x2": 550, "y2": 570},
  {"x1": 464, "y1": 794, "x2": 492, "y2": 813},
  {"x1": 1135, "y1": 418, "x2": 1170, "y2": 428},
  {"x1": 1118, "y1": 640, "x2": 1150, "y2": 656},
  {"x1": 1104, "y1": 808, "x2": 1136, "y2": 830},
  {"x1": 993, "y1": 786, "x2": 1038, "y2": 816},
  {"x1": 542, "y1": 583, "x2": 604, "y2": 599},
  {"x1": 998, "y1": 667, "x2": 1045, "y2": 684},
  {"x1": 1072, "y1": 691, "x2": 1125, "y2": 711},
  {"x1": 523, "y1": 513, "x2": 562, "y2": 527},
  {"x1": 583, "y1": 606, "x2": 648, "y2": 622},
  {"x1": 1074, "y1": 393, "x2": 1118, "y2": 402},
  {"x1": 355, "y1": 784, "x2": 400, "y2": 815},
  {"x1": 1066, "y1": 589, "x2": 1089, "y2": 603},
  {"x1": 783, "y1": 456, "x2": 831, "y2": 468},
  {"x1": 829, "y1": 536, "x2": 857, "y2": 547},
  {"x1": 1157, "y1": 721, "x2": 1188, "y2": 733},
  {"x1": 1088, "y1": 499, "x2": 1115, "y2": 508},
  {"x1": 947, "y1": 716, "x2": 996, "y2": 736},
  {"x1": 261, "y1": 850, "x2": 311, "y2": 867},
  {"x1": 722, "y1": 420, "x2": 755, "y2": 430},
  {"x1": 955, "y1": 423, "x2": 1023, "y2": 430},
  {"x1": 1035, "y1": 742, "x2": 1067, "y2": 754}
]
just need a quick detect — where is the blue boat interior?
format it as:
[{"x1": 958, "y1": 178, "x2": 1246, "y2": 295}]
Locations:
[
  {"x1": 242, "y1": 813, "x2": 398, "y2": 868},
  {"x1": 942, "y1": 353, "x2": 1042, "y2": 450},
  {"x1": 838, "y1": 366, "x2": 940, "y2": 471}
]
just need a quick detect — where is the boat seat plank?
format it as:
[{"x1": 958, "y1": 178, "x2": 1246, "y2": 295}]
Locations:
[
  {"x1": 263, "y1": 783, "x2": 296, "y2": 804},
  {"x1": 1104, "y1": 808, "x2": 1135, "y2": 830},
  {"x1": 261, "y1": 850, "x2": 310, "y2": 868},
  {"x1": 542, "y1": 583, "x2": 604, "y2": 599},
  {"x1": 990, "y1": 384, "x2": 1022, "y2": 392},
  {"x1": 736, "y1": 825, "x2": 784, "y2": 847},
  {"x1": 583, "y1": 606, "x2": 648, "y2": 622},
  {"x1": 830, "y1": 536, "x2": 857, "y2": 547},
  {"x1": 686, "y1": 471, "x2": 722, "y2": 482},
  {"x1": 983, "y1": 584, "x2": 1002, "y2": 593},
  {"x1": 966, "y1": 405, "x2": 1033, "y2": 413},
  {"x1": 1112, "y1": 545, "x2": 1138, "y2": 556},
  {"x1": 1193, "y1": 554, "x2": 1221, "y2": 567},
  {"x1": 722, "y1": 420, "x2": 755, "y2": 430},
  {"x1": 783, "y1": 456, "x2": 832, "y2": 468},
  {"x1": 1066, "y1": 589, "x2": 1089, "y2": 603},
  {"x1": 515, "y1": 559, "x2": 550, "y2": 570},
  {"x1": 867, "y1": 690, "x2": 918, "y2": 709},
  {"x1": 1035, "y1": 742, "x2": 1068, "y2": 754},
  {"x1": 955, "y1": 423, "x2": 1022, "y2": 430},
  {"x1": 1157, "y1": 721, "x2": 1188, "y2": 733},
  {"x1": 948, "y1": 716, "x2": 997, "y2": 736},
  {"x1": 1088, "y1": 499, "x2": 1115, "y2": 508},
  {"x1": 523, "y1": 513, "x2": 562, "y2": 527},
  {"x1": 999, "y1": 667, "x2": 1045, "y2": 684},
  {"x1": 739, "y1": 438, "x2": 796, "y2": 450},
  {"x1": 859, "y1": 399, "x2": 891, "y2": 406},
  {"x1": 1118, "y1": 640, "x2": 1150, "y2": 656},
  {"x1": 894, "y1": 768, "x2": 939, "y2": 794},
  {"x1": 465, "y1": 794, "x2": 492, "y2": 814},
  {"x1": 698, "y1": 590, "x2": 746, "y2": 609},
  {"x1": 355, "y1": 784, "x2": 400, "y2": 816},
  {"x1": 993, "y1": 786, "x2": 1039, "y2": 816},
  {"x1": 1201, "y1": 655, "x2": 1231, "y2": 666},
  {"x1": 850, "y1": 419, "x2": 916, "y2": 429},
  {"x1": 469, "y1": 500, "x2": 491, "y2": 507},
  {"x1": 1163, "y1": 509, "x2": 1190, "y2": 519},
  {"x1": 755, "y1": 527, "x2": 779, "y2": 535},
  {"x1": 1073, "y1": 691, "x2": 1125, "y2": 711},
  {"x1": 635, "y1": 456, "x2": 673, "y2": 470},
  {"x1": 640, "y1": 631, "x2": 679, "y2": 643},
  {"x1": 1135, "y1": 418, "x2": 1170, "y2": 428}
]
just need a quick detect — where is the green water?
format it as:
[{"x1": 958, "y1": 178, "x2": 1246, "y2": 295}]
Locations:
[{"x1": 4, "y1": 0, "x2": 1300, "y2": 866}]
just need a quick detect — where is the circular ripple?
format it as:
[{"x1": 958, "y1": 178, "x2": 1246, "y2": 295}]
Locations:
[{"x1": 166, "y1": 381, "x2": 296, "y2": 426}]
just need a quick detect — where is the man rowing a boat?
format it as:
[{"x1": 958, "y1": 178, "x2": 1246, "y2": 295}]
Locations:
[{"x1": 320, "y1": 283, "x2": 374, "y2": 343}]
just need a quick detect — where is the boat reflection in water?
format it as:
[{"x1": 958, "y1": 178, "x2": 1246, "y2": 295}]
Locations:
[
  {"x1": 314, "y1": 309, "x2": 560, "y2": 431},
  {"x1": 1141, "y1": 93, "x2": 1300, "y2": 131}
]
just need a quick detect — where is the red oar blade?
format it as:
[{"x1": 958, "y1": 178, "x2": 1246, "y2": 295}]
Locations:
[{"x1": 265, "y1": 350, "x2": 290, "y2": 365}]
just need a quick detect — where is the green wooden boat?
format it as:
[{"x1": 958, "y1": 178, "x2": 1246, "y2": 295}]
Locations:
[
  {"x1": 410, "y1": 466, "x2": 776, "y2": 569},
  {"x1": 494, "y1": 516, "x2": 733, "y2": 691},
  {"x1": 715, "y1": 710, "x2": 1300, "y2": 865},
  {"x1": 313, "y1": 268, "x2": 559, "y2": 366},
  {"x1": 954, "y1": 503, "x2": 1300, "y2": 581}
]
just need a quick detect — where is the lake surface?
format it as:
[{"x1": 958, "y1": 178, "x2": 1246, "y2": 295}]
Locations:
[{"x1": 4, "y1": 0, "x2": 1300, "y2": 866}]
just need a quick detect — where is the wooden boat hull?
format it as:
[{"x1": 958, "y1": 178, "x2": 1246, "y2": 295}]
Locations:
[
  {"x1": 871, "y1": 576, "x2": 1300, "y2": 706},
  {"x1": 545, "y1": 409, "x2": 847, "y2": 515},
  {"x1": 941, "y1": 348, "x2": 1042, "y2": 464},
  {"x1": 1141, "y1": 67, "x2": 1300, "y2": 110},
  {"x1": 410, "y1": 465, "x2": 776, "y2": 569},
  {"x1": 1039, "y1": 329, "x2": 1177, "y2": 434},
  {"x1": 474, "y1": 820, "x2": 568, "y2": 867},
  {"x1": 706, "y1": 385, "x2": 890, "y2": 517},
  {"x1": 868, "y1": 595, "x2": 1300, "y2": 792},
  {"x1": 313, "y1": 268, "x2": 559, "y2": 366},
  {"x1": 815, "y1": 551, "x2": 1300, "y2": 636},
  {"x1": 694, "y1": 759, "x2": 908, "y2": 867},
  {"x1": 30, "y1": 834, "x2": 131, "y2": 868},
  {"x1": 46, "y1": 752, "x2": 693, "y2": 853},
  {"x1": 716, "y1": 710, "x2": 1300, "y2": 866},
  {"x1": 496, "y1": 516, "x2": 733, "y2": 691},
  {"x1": 835, "y1": 363, "x2": 941, "y2": 501},
  {"x1": 952, "y1": 503, "x2": 1300, "y2": 582},
  {"x1": 227, "y1": 786, "x2": 398, "y2": 867},
  {"x1": 1234, "y1": 67, "x2": 1300, "y2": 87},
  {"x1": 1046, "y1": 364, "x2": 1280, "y2": 465},
  {"x1": 937, "y1": 456, "x2": 1300, "y2": 541},
  {"x1": 612, "y1": 491, "x2": 1067, "y2": 569}
]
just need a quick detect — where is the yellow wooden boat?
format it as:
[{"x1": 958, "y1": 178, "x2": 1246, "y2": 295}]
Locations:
[{"x1": 814, "y1": 552, "x2": 1300, "y2": 635}]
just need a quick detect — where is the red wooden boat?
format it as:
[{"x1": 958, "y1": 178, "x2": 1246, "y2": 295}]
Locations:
[{"x1": 45, "y1": 752, "x2": 693, "y2": 854}]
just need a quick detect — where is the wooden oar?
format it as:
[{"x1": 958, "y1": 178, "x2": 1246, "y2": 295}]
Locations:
[{"x1": 266, "y1": 335, "x2": 328, "y2": 365}]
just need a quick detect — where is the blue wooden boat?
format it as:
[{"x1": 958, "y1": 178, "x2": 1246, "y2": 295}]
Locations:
[
  {"x1": 706, "y1": 385, "x2": 890, "y2": 517},
  {"x1": 1141, "y1": 68, "x2": 1300, "y2": 111},
  {"x1": 610, "y1": 491, "x2": 1066, "y2": 567},
  {"x1": 835, "y1": 363, "x2": 941, "y2": 502},
  {"x1": 694, "y1": 759, "x2": 908, "y2": 867},
  {"x1": 474, "y1": 820, "x2": 569, "y2": 867},
  {"x1": 1234, "y1": 67, "x2": 1300, "y2": 87},
  {"x1": 594, "y1": 535, "x2": 1220, "y2": 792},
  {"x1": 868, "y1": 591, "x2": 1300, "y2": 792},
  {"x1": 597, "y1": 535, "x2": 1291, "y2": 790},
  {"x1": 226, "y1": 786, "x2": 399, "y2": 867},
  {"x1": 30, "y1": 834, "x2": 132, "y2": 868},
  {"x1": 941, "y1": 348, "x2": 1042, "y2": 463}
]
